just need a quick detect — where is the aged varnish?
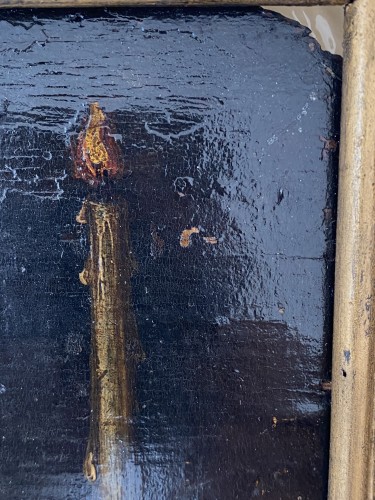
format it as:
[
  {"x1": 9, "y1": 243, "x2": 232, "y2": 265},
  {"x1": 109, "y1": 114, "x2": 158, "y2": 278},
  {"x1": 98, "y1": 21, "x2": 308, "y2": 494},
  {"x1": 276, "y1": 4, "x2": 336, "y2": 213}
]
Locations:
[{"x1": 0, "y1": 7, "x2": 341, "y2": 499}]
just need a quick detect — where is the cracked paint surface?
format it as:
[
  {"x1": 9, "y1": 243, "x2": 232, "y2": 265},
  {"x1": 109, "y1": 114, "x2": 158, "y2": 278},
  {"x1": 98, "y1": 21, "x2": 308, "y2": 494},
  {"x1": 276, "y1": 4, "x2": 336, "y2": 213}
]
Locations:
[{"x1": 0, "y1": 8, "x2": 341, "y2": 500}]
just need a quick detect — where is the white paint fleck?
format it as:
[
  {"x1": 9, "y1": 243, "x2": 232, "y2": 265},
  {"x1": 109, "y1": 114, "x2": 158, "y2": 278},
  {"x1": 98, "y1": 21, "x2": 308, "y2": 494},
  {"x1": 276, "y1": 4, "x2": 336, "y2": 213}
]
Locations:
[{"x1": 267, "y1": 134, "x2": 278, "y2": 146}]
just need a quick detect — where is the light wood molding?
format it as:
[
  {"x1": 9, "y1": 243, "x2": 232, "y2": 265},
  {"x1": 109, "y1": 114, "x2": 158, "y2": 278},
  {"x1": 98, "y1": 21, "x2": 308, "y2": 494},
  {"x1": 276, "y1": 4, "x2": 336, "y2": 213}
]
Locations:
[
  {"x1": 328, "y1": 0, "x2": 375, "y2": 498},
  {"x1": 0, "y1": 0, "x2": 348, "y2": 8}
]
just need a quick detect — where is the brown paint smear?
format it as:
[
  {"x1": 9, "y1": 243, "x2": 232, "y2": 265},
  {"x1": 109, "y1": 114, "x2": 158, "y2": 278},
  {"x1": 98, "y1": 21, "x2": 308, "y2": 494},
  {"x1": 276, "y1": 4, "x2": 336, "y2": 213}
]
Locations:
[
  {"x1": 180, "y1": 227, "x2": 218, "y2": 248},
  {"x1": 180, "y1": 227, "x2": 200, "y2": 248}
]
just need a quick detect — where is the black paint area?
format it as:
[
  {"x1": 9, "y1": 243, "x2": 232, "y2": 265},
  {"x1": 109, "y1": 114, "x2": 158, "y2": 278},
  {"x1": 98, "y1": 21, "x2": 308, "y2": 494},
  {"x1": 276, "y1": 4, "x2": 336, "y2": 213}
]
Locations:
[{"x1": 0, "y1": 8, "x2": 341, "y2": 500}]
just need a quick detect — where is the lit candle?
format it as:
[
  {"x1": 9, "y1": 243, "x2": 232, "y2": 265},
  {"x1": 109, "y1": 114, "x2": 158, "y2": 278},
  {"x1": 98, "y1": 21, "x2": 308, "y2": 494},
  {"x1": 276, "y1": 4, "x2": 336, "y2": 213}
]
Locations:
[{"x1": 72, "y1": 102, "x2": 144, "y2": 496}]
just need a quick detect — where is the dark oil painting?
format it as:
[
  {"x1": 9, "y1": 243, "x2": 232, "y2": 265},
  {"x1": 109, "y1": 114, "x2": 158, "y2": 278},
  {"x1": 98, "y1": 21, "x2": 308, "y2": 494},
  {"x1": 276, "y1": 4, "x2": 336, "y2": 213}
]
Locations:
[{"x1": 0, "y1": 7, "x2": 341, "y2": 499}]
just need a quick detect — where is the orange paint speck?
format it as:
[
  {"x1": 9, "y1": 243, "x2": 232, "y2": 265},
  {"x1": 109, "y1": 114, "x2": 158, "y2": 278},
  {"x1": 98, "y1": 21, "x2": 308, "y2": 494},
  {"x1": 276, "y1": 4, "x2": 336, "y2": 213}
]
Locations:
[
  {"x1": 203, "y1": 236, "x2": 218, "y2": 245},
  {"x1": 180, "y1": 227, "x2": 200, "y2": 248}
]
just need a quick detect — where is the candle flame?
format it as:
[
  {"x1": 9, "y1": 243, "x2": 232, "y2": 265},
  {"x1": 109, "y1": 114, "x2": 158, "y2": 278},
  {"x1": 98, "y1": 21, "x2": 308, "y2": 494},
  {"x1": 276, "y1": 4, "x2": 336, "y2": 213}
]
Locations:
[{"x1": 72, "y1": 102, "x2": 123, "y2": 186}]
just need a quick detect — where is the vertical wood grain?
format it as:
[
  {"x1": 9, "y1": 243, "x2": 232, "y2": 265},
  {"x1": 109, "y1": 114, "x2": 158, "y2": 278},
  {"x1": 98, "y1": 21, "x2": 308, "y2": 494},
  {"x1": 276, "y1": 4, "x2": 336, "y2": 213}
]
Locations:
[
  {"x1": 0, "y1": 0, "x2": 349, "y2": 8},
  {"x1": 329, "y1": 0, "x2": 375, "y2": 498}
]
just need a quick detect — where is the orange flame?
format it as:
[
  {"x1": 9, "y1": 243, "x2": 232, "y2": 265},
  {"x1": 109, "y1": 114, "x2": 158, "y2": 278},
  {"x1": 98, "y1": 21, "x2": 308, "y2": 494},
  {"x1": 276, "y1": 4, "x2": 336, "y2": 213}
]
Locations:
[{"x1": 72, "y1": 102, "x2": 123, "y2": 185}]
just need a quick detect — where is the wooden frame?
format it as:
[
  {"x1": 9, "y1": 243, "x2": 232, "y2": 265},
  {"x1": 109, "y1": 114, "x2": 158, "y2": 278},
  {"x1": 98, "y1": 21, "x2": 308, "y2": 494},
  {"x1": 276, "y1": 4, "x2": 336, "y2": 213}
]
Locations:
[
  {"x1": 0, "y1": 0, "x2": 350, "y2": 6},
  {"x1": 1, "y1": 0, "x2": 373, "y2": 498}
]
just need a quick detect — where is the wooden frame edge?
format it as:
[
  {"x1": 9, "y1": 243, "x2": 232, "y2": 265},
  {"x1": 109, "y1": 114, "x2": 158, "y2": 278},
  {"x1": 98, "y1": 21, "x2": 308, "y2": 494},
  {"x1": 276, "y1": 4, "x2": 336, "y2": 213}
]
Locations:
[
  {"x1": 328, "y1": 0, "x2": 375, "y2": 498},
  {"x1": 0, "y1": 0, "x2": 348, "y2": 8}
]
